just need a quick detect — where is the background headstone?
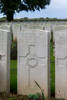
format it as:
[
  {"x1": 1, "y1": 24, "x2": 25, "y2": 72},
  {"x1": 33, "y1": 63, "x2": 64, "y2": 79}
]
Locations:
[
  {"x1": 12, "y1": 23, "x2": 20, "y2": 41},
  {"x1": 17, "y1": 29, "x2": 50, "y2": 97},
  {"x1": 54, "y1": 26, "x2": 67, "y2": 99},
  {"x1": 0, "y1": 29, "x2": 11, "y2": 93}
]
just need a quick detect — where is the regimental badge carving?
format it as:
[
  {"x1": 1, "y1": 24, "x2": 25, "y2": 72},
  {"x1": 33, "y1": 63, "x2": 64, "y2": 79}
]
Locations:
[
  {"x1": 27, "y1": 57, "x2": 38, "y2": 68},
  {"x1": 19, "y1": 44, "x2": 46, "y2": 87}
]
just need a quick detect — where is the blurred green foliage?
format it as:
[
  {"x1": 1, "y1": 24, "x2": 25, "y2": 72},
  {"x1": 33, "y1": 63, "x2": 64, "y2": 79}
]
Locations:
[{"x1": 11, "y1": 41, "x2": 17, "y2": 60}]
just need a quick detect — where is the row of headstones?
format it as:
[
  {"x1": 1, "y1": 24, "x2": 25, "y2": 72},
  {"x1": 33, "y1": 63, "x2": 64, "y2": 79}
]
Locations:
[
  {"x1": 0, "y1": 24, "x2": 67, "y2": 99},
  {"x1": 10, "y1": 22, "x2": 67, "y2": 40},
  {"x1": 0, "y1": 22, "x2": 64, "y2": 41}
]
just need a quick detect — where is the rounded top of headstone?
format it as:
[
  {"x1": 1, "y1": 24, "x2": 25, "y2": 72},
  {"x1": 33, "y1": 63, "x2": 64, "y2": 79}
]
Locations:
[{"x1": 53, "y1": 25, "x2": 67, "y2": 32}]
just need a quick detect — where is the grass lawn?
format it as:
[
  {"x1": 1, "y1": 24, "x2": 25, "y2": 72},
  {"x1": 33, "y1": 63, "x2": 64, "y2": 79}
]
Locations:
[
  {"x1": 50, "y1": 41, "x2": 55, "y2": 96},
  {"x1": 10, "y1": 60, "x2": 17, "y2": 93}
]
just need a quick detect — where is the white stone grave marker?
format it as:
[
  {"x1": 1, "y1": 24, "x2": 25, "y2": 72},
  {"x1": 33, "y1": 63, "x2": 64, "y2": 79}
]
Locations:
[
  {"x1": 54, "y1": 26, "x2": 67, "y2": 99},
  {"x1": 0, "y1": 29, "x2": 11, "y2": 93},
  {"x1": 17, "y1": 29, "x2": 50, "y2": 97}
]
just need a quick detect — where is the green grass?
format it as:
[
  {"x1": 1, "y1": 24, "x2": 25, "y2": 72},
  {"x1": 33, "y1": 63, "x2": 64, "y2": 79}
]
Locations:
[
  {"x1": 50, "y1": 41, "x2": 55, "y2": 97},
  {"x1": 8, "y1": 99, "x2": 17, "y2": 100},
  {"x1": 10, "y1": 60, "x2": 17, "y2": 93}
]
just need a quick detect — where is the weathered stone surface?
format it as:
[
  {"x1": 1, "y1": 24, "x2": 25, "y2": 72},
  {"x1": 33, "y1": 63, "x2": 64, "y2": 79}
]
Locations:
[
  {"x1": 12, "y1": 23, "x2": 20, "y2": 40},
  {"x1": 17, "y1": 29, "x2": 50, "y2": 97},
  {"x1": 0, "y1": 29, "x2": 11, "y2": 93},
  {"x1": 54, "y1": 27, "x2": 67, "y2": 99},
  {"x1": 0, "y1": 25, "x2": 10, "y2": 31}
]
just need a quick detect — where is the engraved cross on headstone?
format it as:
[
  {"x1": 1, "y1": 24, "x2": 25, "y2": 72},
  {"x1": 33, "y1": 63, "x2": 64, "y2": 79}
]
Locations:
[{"x1": 19, "y1": 44, "x2": 45, "y2": 87}]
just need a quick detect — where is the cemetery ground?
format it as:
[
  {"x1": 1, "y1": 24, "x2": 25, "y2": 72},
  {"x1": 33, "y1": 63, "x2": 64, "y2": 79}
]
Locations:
[{"x1": 0, "y1": 22, "x2": 67, "y2": 100}]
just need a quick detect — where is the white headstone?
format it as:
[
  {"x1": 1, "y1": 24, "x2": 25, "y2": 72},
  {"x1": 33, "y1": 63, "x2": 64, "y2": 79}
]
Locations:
[
  {"x1": 0, "y1": 25, "x2": 10, "y2": 31},
  {"x1": 0, "y1": 29, "x2": 11, "y2": 93},
  {"x1": 17, "y1": 29, "x2": 50, "y2": 97},
  {"x1": 54, "y1": 26, "x2": 67, "y2": 99}
]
